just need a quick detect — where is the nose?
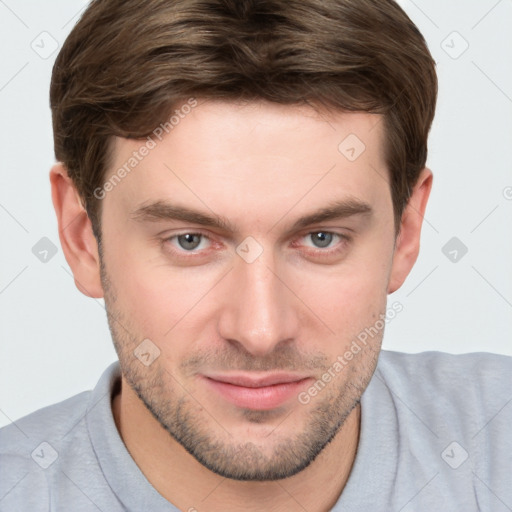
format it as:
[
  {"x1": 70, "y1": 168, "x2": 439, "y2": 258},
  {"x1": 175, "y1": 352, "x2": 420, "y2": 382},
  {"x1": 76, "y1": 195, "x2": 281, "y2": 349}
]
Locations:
[{"x1": 217, "y1": 246, "x2": 299, "y2": 357}]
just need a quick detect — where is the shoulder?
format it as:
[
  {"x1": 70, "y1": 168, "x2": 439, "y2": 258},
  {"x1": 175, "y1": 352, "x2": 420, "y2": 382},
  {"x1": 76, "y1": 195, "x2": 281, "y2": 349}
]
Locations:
[
  {"x1": 366, "y1": 350, "x2": 512, "y2": 507},
  {"x1": 0, "y1": 391, "x2": 91, "y2": 511},
  {"x1": 374, "y1": 349, "x2": 512, "y2": 418},
  {"x1": 0, "y1": 390, "x2": 91, "y2": 455},
  {"x1": 0, "y1": 361, "x2": 120, "y2": 461},
  {"x1": 377, "y1": 349, "x2": 512, "y2": 384},
  {"x1": 371, "y1": 349, "x2": 512, "y2": 450},
  {"x1": 375, "y1": 350, "x2": 511, "y2": 473}
]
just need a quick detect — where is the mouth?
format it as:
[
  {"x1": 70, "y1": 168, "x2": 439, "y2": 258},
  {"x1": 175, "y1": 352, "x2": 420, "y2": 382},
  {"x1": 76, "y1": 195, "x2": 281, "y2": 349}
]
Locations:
[{"x1": 201, "y1": 372, "x2": 312, "y2": 410}]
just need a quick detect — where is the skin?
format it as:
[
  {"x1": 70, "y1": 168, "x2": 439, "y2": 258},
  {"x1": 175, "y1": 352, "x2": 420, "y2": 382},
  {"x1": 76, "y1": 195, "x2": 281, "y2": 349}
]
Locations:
[{"x1": 50, "y1": 99, "x2": 432, "y2": 512}]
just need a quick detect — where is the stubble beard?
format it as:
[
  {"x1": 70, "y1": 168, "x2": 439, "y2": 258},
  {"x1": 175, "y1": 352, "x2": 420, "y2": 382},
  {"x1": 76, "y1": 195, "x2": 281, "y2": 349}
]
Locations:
[{"x1": 100, "y1": 256, "x2": 380, "y2": 481}]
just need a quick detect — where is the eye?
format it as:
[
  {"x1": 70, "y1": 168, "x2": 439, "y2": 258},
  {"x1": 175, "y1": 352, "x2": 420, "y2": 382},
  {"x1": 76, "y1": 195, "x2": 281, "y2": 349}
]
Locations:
[
  {"x1": 169, "y1": 233, "x2": 210, "y2": 251},
  {"x1": 303, "y1": 231, "x2": 341, "y2": 249}
]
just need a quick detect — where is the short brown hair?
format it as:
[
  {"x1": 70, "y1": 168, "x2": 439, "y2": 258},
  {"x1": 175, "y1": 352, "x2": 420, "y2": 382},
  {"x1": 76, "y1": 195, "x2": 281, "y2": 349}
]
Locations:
[{"x1": 50, "y1": 0, "x2": 437, "y2": 239}]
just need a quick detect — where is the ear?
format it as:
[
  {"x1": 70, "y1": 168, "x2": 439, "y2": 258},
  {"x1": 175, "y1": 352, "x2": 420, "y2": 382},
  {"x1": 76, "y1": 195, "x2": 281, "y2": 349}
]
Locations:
[
  {"x1": 50, "y1": 163, "x2": 104, "y2": 298},
  {"x1": 388, "y1": 167, "x2": 433, "y2": 294}
]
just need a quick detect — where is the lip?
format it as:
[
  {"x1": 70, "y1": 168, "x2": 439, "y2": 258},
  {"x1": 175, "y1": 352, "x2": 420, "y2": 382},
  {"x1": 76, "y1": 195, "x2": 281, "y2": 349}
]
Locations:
[{"x1": 201, "y1": 373, "x2": 312, "y2": 410}]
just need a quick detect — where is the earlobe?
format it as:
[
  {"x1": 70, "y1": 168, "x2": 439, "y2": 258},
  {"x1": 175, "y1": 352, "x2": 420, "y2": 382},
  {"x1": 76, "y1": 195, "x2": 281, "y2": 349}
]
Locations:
[
  {"x1": 387, "y1": 168, "x2": 433, "y2": 294},
  {"x1": 50, "y1": 163, "x2": 104, "y2": 298}
]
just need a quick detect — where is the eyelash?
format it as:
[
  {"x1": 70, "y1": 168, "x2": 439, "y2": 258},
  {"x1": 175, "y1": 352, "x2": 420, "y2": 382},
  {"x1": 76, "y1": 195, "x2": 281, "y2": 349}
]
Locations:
[{"x1": 162, "y1": 230, "x2": 350, "y2": 259}]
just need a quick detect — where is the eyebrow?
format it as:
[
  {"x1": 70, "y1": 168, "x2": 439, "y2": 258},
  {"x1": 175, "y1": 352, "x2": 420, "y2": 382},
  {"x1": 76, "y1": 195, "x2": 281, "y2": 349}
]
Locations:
[{"x1": 130, "y1": 197, "x2": 373, "y2": 233}]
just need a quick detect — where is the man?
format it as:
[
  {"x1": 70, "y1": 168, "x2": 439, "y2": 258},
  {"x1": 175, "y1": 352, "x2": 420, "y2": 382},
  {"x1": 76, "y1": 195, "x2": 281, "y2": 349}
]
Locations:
[{"x1": 1, "y1": 0, "x2": 510, "y2": 510}]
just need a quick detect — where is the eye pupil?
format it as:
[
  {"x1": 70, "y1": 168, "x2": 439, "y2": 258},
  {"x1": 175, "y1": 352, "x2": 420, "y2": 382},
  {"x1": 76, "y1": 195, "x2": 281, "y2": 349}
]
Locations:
[
  {"x1": 177, "y1": 233, "x2": 201, "y2": 250},
  {"x1": 311, "y1": 232, "x2": 333, "y2": 248}
]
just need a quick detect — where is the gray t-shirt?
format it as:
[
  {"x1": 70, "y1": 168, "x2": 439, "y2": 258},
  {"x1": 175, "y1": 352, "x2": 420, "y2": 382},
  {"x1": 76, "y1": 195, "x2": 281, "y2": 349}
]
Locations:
[{"x1": 1, "y1": 350, "x2": 511, "y2": 511}]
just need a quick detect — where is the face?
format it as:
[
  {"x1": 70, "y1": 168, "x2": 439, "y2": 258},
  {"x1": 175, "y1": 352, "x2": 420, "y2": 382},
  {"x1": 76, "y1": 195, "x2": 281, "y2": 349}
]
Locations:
[{"x1": 99, "y1": 100, "x2": 396, "y2": 480}]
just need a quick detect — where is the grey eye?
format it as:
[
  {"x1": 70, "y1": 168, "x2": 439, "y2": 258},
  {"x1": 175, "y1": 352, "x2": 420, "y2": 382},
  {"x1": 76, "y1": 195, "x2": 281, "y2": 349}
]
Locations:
[
  {"x1": 177, "y1": 233, "x2": 202, "y2": 250},
  {"x1": 309, "y1": 232, "x2": 333, "y2": 248}
]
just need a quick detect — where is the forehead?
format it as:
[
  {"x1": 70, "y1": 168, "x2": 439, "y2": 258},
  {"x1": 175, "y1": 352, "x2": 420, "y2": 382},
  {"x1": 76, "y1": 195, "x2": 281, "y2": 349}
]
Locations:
[{"x1": 106, "y1": 100, "x2": 389, "y2": 228}]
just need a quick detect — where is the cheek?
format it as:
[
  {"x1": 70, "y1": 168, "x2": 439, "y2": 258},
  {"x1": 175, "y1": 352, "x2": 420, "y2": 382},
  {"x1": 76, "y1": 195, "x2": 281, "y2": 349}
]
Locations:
[
  {"x1": 108, "y1": 255, "x2": 220, "y2": 341},
  {"x1": 104, "y1": 254, "x2": 171, "y2": 334},
  {"x1": 291, "y1": 244, "x2": 392, "y2": 339},
  {"x1": 301, "y1": 271, "x2": 387, "y2": 331}
]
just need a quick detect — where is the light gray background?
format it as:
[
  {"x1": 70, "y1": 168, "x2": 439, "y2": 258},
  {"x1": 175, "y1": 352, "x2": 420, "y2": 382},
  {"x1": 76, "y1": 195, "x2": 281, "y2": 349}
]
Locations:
[{"x1": 0, "y1": 0, "x2": 511, "y2": 426}]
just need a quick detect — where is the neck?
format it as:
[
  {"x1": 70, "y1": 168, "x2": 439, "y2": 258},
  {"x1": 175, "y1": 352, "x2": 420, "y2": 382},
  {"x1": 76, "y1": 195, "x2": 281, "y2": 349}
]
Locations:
[{"x1": 112, "y1": 376, "x2": 360, "y2": 512}]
